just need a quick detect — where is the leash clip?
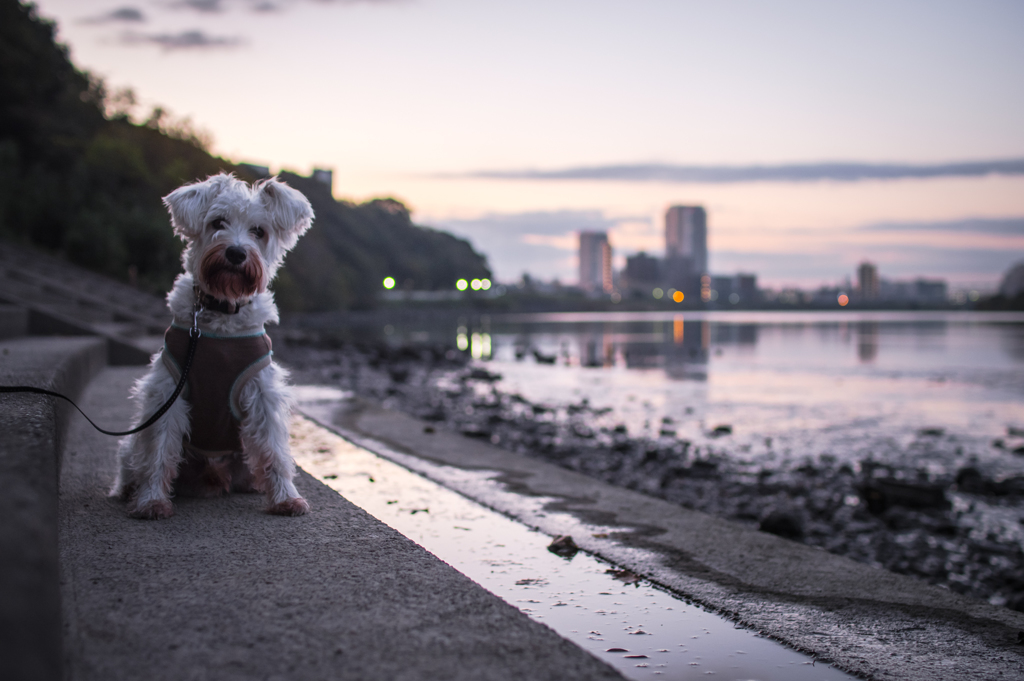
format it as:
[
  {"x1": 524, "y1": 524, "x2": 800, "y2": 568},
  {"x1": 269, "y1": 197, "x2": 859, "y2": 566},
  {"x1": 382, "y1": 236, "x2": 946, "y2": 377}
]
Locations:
[{"x1": 191, "y1": 291, "x2": 204, "y2": 340}]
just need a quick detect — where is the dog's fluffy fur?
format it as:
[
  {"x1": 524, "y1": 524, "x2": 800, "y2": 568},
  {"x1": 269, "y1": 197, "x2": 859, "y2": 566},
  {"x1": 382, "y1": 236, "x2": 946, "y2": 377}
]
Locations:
[{"x1": 112, "y1": 173, "x2": 313, "y2": 519}]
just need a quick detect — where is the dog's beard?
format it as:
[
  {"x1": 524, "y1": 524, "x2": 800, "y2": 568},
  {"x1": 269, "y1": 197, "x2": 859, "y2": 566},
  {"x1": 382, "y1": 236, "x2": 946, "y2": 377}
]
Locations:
[{"x1": 198, "y1": 245, "x2": 265, "y2": 301}]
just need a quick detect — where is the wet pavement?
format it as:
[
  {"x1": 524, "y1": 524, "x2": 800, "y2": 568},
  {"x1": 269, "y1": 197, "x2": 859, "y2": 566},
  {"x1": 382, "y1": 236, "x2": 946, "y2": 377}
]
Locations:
[{"x1": 291, "y1": 412, "x2": 858, "y2": 680}]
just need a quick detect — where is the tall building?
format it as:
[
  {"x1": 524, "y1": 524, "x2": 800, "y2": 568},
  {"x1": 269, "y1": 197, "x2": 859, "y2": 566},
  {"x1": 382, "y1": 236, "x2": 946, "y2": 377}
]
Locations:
[
  {"x1": 664, "y1": 206, "x2": 707, "y2": 293},
  {"x1": 858, "y1": 261, "x2": 880, "y2": 301},
  {"x1": 579, "y1": 231, "x2": 612, "y2": 293}
]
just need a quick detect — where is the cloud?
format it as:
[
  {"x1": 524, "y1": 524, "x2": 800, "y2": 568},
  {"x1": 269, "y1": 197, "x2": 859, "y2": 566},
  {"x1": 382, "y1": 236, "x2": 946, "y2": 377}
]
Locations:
[
  {"x1": 857, "y1": 217, "x2": 1024, "y2": 235},
  {"x1": 171, "y1": 0, "x2": 225, "y2": 12},
  {"x1": 120, "y1": 29, "x2": 243, "y2": 50},
  {"x1": 461, "y1": 160, "x2": 1024, "y2": 185},
  {"x1": 81, "y1": 7, "x2": 146, "y2": 23}
]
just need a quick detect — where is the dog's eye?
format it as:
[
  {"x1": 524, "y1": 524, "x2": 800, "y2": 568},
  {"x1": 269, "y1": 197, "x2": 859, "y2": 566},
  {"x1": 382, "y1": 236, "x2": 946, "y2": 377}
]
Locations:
[
  {"x1": 250, "y1": 226, "x2": 266, "y2": 239},
  {"x1": 209, "y1": 217, "x2": 227, "y2": 231}
]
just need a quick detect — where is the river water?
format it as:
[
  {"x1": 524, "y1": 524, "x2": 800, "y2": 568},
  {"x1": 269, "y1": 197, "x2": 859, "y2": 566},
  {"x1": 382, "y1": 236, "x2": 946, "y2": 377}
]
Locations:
[
  {"x1": 462, "y1": 311, "x2": 1024, "y2": 471},
  {"x1": 359, "y1": 311, "x2": 1024, "y2": 473}
]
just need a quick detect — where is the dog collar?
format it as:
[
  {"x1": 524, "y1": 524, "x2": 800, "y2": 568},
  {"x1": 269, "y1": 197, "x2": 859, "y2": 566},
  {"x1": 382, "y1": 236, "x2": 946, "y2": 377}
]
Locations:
[{"x1": 197, "y1": 290, "x2": 252, "y2": 315}]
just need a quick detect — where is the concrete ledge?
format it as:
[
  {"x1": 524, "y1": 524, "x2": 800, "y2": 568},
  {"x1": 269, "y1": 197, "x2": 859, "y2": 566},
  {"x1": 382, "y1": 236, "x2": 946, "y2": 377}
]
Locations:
[
  {"x1": 59, "y1": 368, "x2": 624, "y2": 681},
  {"x1": 0, "y1": 336, "x2": 107, "y2": 681},
  {"x1": 327, "y1": 398, "x2": 1024, "y2": 681},
  {"x1": 0, "y1": 304, "x2": 29, "y2": 339},
  {"x1": 24, "y1": 307, "x2": 156, "y2": 366}
]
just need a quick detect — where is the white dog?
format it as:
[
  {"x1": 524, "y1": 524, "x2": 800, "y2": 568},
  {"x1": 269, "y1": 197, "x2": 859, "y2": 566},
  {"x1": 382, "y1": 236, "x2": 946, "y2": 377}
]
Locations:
[{"x1": 113, "y1": 173, "x2": 313, "y2": 519}]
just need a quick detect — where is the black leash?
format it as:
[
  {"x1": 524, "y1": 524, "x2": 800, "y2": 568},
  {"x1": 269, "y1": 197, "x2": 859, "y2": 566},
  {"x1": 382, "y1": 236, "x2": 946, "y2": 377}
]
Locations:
[{"x1": 0, "y1": 302, "x2": 203, "y2": 437}]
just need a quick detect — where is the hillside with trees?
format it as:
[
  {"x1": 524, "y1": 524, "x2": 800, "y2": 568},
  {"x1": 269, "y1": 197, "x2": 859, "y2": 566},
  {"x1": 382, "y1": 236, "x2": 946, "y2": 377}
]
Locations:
[{"x1": 0, "y1": 1, "x2": 490, "y2": 310}]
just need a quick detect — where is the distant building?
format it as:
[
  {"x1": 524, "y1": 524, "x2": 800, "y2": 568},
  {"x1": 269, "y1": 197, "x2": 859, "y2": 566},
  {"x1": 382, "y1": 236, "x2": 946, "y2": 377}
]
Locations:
[
  {"x1": 623, "y1": 252, "x2": 660, "y2": 291},
  {"x1": 858, "y1": 262, "x2": 880, "y2": 301},
  {"x1": 877, "y1": 278, "x2": 947, "y2": 303},
  {"x1": 311, "y1": 168, "x2": 334, "y2": 191},
  {"x1": 912, "y1": 279, "x2": 948, "y2": 304},
  {"x1": 710, "y1": 273, "x2": 757, "y2": 304},
  {"x1": 734, "y1": 273, "x2": 757, "y2": 302},
  {"x1": 579, "y1": 231, "x2": 613, "y2": 293},
  {"x1": 664, "y1": 206, "x2": 707, "y2": 294}
]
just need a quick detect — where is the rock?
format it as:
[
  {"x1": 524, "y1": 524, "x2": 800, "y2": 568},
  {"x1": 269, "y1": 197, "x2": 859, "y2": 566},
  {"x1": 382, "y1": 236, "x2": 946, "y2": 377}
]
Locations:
[
  {"x1": 459, "y1": 424, "x2": 491, "y2": 439},
  {"x1": 955, "y1": 467, "x2": 986, "y2": 494},
  {"x1": 468, "y1": 367, "x2": 502, "y2": 382},
  {"x1": 605, "y1": 568, "x2": 642, "y2": 584},
  {"x1": 709, "y1": 424, "x2": 732, "y2": 437},
  {"x1": 547, "y1": 535, "x2": 579, "y2": 558},
  {"x1": 1006, "y1": 593, "x2": 1024, "y2": 613},
  {"x1": 388, "y1": 367, "x2": 409, "y2": 383},
  {"x1": 759, "y1": 509, "x2": 805, "y2": 539},
  {"x1": 532, "y1": 349, "x2": 557, "y2": 364},
  {"x1": 862, "y1": 478, "x2": 949, "y2": 513}
]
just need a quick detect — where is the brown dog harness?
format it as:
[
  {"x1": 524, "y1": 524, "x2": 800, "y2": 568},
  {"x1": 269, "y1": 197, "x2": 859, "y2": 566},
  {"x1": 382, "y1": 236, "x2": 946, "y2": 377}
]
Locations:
[{"x1": 162, "y1": 325, "x2": 273, "y2": 457}]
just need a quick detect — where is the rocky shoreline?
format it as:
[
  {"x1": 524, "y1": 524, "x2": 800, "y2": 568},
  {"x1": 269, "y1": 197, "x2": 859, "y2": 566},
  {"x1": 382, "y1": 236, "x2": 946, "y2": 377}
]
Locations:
[{"x1": 275, "y1": 333, "x2": 1024, "y2": 612}]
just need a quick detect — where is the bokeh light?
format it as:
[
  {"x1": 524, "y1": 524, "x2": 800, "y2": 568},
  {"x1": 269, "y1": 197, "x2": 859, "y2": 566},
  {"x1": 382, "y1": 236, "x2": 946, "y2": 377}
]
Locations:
[
  {"x1": 672, "y1": 290, "x2": 685, "y2": 303},
  {"x1": 838, "y1": 294, "x2": 849, "y2": 306},
  {"x1": 382, "y1": 276, "x2": 396, "y2": 289},
  {"x1": 456, "y1": 279, "x2": 468, "y2": 291}
]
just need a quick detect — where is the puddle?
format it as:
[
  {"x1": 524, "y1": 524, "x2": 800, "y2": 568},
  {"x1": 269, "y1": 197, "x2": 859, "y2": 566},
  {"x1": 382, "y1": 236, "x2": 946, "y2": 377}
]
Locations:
[{"x1": 290, "y1": 399, "x2": 858, "y2": 680}]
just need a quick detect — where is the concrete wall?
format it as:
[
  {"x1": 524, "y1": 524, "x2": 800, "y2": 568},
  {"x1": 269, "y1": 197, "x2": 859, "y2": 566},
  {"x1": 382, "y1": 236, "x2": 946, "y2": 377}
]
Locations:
[{"x1": 0, "y1": 337, "x2": 106, "y2": 681}]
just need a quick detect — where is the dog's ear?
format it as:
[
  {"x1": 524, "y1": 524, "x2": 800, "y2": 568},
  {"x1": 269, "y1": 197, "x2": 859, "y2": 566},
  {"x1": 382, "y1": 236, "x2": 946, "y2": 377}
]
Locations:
[
  {"x1": 257, "y1": 178, "x2": 314, "y2": 250},
  {"x1": 163, "y1": 174, "x2": 233, "y2": 240}
]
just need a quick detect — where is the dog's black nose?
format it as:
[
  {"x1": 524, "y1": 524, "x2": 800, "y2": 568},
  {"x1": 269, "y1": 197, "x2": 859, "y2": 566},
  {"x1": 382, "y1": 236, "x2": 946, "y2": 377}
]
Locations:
[{"x1": 225, "y1": 246, "x2": 246, "y2": 265}]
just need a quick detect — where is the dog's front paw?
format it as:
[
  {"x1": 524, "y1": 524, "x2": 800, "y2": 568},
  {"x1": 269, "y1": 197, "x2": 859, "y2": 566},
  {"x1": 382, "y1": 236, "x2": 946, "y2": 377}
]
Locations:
[
  {"x1": 129, "y1": 499, "x2": 175, "y2": 520},
  {"x1": 267, "y1": 497, "x2": 310, "y2": 516}
]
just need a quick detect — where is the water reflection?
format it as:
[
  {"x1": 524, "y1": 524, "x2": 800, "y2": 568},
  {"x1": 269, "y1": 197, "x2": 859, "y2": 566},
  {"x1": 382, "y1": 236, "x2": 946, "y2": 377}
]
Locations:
[
  {"x1": 665, "y1": 317, "x2": 708, "y2": 380},
  {"x1": 337, "y1": 312, "x2": 1024, "y2": 392},
  {"x1": 857, "y1": 321, "x2": 879, "y2": 362}
]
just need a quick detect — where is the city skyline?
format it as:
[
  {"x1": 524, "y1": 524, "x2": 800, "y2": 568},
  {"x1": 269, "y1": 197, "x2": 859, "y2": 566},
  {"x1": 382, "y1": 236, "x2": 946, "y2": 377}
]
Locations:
[{"x1": 28, "y1": 0, "x2": 1024, "y2": 289}]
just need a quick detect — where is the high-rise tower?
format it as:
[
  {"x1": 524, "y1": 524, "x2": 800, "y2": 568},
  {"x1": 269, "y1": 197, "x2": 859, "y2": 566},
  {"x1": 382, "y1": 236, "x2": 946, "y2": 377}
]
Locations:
[
  {"x1": 579, "y1": 231, "x2": 612, "y2": 292},
  {"x1": 664, "y1": 206, "x2": 707, "y2": 293},
  {"x1": 858, "y1": 261, "x2": 880, "y2": 301}
]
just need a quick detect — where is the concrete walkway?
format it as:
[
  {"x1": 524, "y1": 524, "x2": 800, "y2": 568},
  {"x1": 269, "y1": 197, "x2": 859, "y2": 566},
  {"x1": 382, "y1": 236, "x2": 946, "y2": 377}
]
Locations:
[
  {"x1": 323, "y1": 397, "x2": 1024, "y2": 681},
  {"x1": 58, "y1": 367, "x2": 623, "y2": 681}
]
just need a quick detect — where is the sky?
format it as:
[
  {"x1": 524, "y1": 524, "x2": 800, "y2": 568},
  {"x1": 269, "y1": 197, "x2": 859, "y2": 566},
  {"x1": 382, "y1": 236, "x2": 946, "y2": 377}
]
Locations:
[{"x1": 31, "y1": 0, "x2": 1024, "y2": 289}]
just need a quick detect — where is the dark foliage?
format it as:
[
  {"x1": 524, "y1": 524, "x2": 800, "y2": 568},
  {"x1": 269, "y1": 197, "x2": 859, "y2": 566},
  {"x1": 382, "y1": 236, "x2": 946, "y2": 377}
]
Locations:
[
  {"x1": 275, "y1": 174, "x2": 491, "y2": 311},
  {"x1": 0, "y1": 1, "x2": 230, "y2": 292},
  {"x1": 0, "y1": 1, "x2": 490, "y2": 309},
  {"x1": 975, "y1": 293, "x2": 1024, "y2": 311}
]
